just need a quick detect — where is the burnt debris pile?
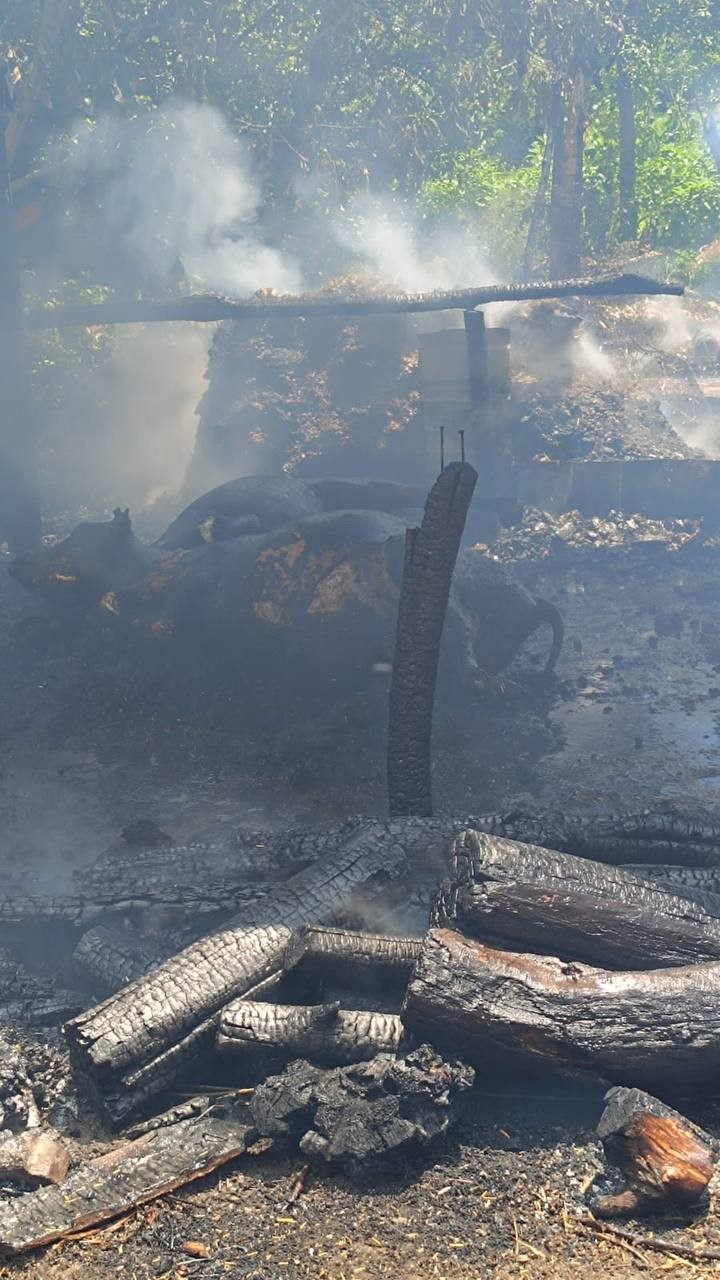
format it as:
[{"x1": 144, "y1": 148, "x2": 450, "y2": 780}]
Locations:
[{"x1": 4, "y1": 806, "x2": 720, "y2": 1253}]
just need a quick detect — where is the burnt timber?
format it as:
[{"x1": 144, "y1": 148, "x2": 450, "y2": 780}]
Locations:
[
  {"x1": 402, "y1": 929, "x2": 720, "y2": 1089},
  {"x1": 435, "y1": 831, "x2": 720, "y2": 969},
  {"x1": 25, "y1": 273, "x2": 682, "y2": 329}
]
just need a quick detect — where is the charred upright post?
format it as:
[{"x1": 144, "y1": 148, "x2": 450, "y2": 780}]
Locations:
[{"x1": 387, "y1": 461, "x2": 478, "y2": 817}]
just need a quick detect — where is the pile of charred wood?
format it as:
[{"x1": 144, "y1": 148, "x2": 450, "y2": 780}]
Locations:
[{"x1": 3, "y1": 806, "x2": 720, "y2": 1253}]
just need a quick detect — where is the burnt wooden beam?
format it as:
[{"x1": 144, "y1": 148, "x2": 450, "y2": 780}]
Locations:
[
  {"x1": 402, "y1": 928, "x2": 720, "y2": 1089},
  {"x1": 435, "y1": 831, "x2": 720, "y2": 969},
  {"x1": 24, "y1": 274, "x2": 682, "y2": 330},
  {"x1": 387, "y1": 462, "x2": 478, "y2": 816},
  {"x1": 0, "y1": 1105, "x2": 252, "y2": 1257},
  {"x1": 217, "y1": 999, "x2": 405, "y2": 1064}
]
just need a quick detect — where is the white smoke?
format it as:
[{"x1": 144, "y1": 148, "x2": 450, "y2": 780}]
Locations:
[
  {"x1": 66, "y1": 102, "x2": 302, "y2": 297},
  {"x1": 574, "y1": 331, "x2": 615, "y2": 382},
  {"x1": 332, "y1": 195, "x2": 501, "y2": 295}
]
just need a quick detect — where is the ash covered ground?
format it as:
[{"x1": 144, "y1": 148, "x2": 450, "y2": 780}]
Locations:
[{"x1": 6, "y1": 296, "x2": 720, "y2": 1276}]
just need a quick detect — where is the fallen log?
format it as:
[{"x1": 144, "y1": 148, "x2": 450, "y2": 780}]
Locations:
[
  {"x1": 387, "y1": 461, "x2": 478, "y2": 817},
  {"x1": 435, "y1": 831, "x2": 720, "y2": 968},
  {"x1": 65, "y1": 821, "x2": 412, "y2": 1125},
  {"x1": 0, "y1": 1103, "x2": 252, "y2": 1257},
  {"x1": 73, "y1": 924, "x2": 176, "y2": 995},
  {"x1": 593, "y1": 1086, "x2": 715, "y2": 1217},
  {"x1": 403, "y1": 929, "x2": 720, "y2": 1089},
  {"x1": 217, "y1": 999, "x2": 405, "y2": 1065},
  {"x1": 6, "y1": 805, "x2": 720, "y2": 930}
]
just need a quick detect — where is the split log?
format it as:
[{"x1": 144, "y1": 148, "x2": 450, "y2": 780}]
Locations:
[
  {"x1": 435, "y1": 831, "x2": 720, "y2": 969},
  {"x1": 593, "y1": 1086, "x2": 715, "y2": 1217},
  {"x1": 65, "y1": 821, "x2": 412, "y2": 1125},
  {"x1": 387, "y1": 461, "x2": 478, "y2": 817},
  {"x1": 217, "y1": 999, "x2": 405, "y2": 1065},
  {"x1": 285, "y1": 926, "x2": 422, "y2": 988},
  {"x1": 24, "y1": 274, "x2": 683, "y2": 330},
  {"x1": 0, "y1": 1104, "x2": 252, "y2": 1257},
  {"x1": 403, "y1": 928, "x2": 720, "y2": 1089}
]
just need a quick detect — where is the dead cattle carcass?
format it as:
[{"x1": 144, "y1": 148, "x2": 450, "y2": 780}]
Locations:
[{"x1": 10, "y1": 476, "x2": 563, "y2": 727}]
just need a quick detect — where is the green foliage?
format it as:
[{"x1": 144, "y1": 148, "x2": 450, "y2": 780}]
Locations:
[
  {"x1": 418, "y1": 145, "x2": 543, "y2": 270},
  {"x1": 635, "y1": 118, "x2": 720, "y2": 248}
]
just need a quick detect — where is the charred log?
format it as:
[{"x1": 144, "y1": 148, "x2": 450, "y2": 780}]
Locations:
[
  {"x1": 0, "y1": 1104, "x2": 252, "y2": 1257},
  {"x1": 65, "y1": 822, "x2": 411, "y2": 1125},
  {"x1": 0, "y1": 947, "x2": 85, "y2": 1026},
  {"x1": 217, "y1": 999, "x2": 406, "y2": 1065},
  {"x1": 73, "y1": 924, "x2": 184, "y2": 996},
  {"x1": 6, "y1": 806, "x2": 720, "y2": 930},
  {"x1": 285, "y1": 926, "x2": 422, "y2": 989},
  {"x1": 388, "y1": 462, "x2": 478, "y2": 817},
  {"x1": 435, "y1": 831, "x2": 720, "y2": 969},
  {"x1": 403, "y1": 929, "x2": 720, "y2": 1089},
  {"x1": 249, "y1": 1044, "x2": 473, "y2": 1176},
  {"x1": 593, "y1": 1087, "x2": 715, "y2": 1217}
]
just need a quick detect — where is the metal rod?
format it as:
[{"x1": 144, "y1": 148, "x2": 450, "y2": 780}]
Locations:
[
  {"x1": 440, "y1": 426, "x2": 445, "y2": 471},
  {"x1": 459, "y1": 430, "x2": 466, "y2": 463}
]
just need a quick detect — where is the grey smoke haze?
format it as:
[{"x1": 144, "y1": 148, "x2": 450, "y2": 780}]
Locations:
[
  {"x1": 41, "y1": 324, "x2": 212, "y2": 522},
  {"x1": 332, "y1": 195, "x2": 501, "y2": 298},
  {"x1": 66, "y1": 101, "x2": 302, "y2": 297}
]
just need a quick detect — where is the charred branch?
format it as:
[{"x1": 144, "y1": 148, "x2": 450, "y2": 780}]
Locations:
[
  {"x1": 0, "y1": 1104, "x2": 252, "y2": 1257},
  {"x1": 24, "y1": 275, "x2": 683, "y2": 330}
]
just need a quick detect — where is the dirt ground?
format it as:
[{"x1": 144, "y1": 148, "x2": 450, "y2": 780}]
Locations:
[{"x1": 5, "y1": 509, "x2": 720, "y2": 1277}]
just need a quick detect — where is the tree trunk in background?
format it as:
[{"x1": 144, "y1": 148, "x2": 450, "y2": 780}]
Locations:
[
  {"x1": 548, "y1": 75, "x2": 586, "y2": 279},
  {"x1": 617, "y1": 61, "x2": 638, "y2": 241},
  {"x1": 0, "y1": 112, "x2": 40, "y2": 551},
  {"x1": 522, "y1": 85, "x2": 557, "y2": 280}
]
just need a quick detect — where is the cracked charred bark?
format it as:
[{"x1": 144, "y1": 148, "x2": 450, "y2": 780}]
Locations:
[
  {"x1": 388, "y1": 462, "x2": 478, "y2": 817},
  {"x1": 434, "y1": 831, "x2": 720, "y2": 970},
  {"x1": 65, "y1": 822, "x2": 413, "y2": 1125},
  {"x1": 217, "y1": 999, "x2": 406, "y2": 1065},
  {"x1": 403, "y1": 929, "x2": 720, "y2": 1089}
]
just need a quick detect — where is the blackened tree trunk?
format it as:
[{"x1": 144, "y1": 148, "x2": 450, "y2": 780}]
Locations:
[
  {"x1": 617, "y1": 61, "x2": 638, "y2": 241},
  {"x1": 548, "y1": 75, "x2": 586, "y2": 279},
  {"x1": 0, "y1": 114, "x2": 40, "y2": 551}
]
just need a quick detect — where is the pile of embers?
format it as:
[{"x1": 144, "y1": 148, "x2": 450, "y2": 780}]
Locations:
[{"x1": 3, "y1": 805, "x2": 720, "y2": 1256}]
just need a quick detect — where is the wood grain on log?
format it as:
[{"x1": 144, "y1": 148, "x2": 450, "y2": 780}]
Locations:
[
  {"x1": 435, "y1": 831, "x2": 720, "y2": 968},
  {"x1": 285, "y1": 926, "x2": 422, "y2": 985},
  {"x1": 0, "y1": 1106, "x2": 252, "y2": 1257},
  {"x1": 217, "y1": 999, "x2": 405, "y2": 1064},
  {"x1": 403, "y1": 929, "x2": 720, "y2": 1088},
  {"x1": 594, "y1": 1086, "x2": 715, "y2": 1216}
]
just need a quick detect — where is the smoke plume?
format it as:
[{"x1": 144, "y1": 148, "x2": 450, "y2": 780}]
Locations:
[{"x1": 63, "y1": 101, "x2": 302, "y2": 297}]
